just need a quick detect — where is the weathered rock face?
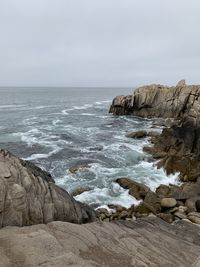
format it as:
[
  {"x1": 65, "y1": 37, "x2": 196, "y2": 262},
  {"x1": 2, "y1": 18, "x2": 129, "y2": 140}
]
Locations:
[
  {"x1": 0, "y1": 217, "x2": 200, "y2": 267},
  {"x1": 109, "y1": 81, "x2": 200, "y2": 119},
  {"x1": 0, "y1": 149, "x2": 98, "y2": 228},
  {"x1": 147, "y1": 116, "x2": 200, "y2": 181}
]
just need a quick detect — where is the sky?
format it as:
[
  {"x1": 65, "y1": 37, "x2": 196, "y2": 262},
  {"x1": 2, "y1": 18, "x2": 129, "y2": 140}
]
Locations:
[{"x1": 0, "y1": 0, "x2": 200, "y2": 87}]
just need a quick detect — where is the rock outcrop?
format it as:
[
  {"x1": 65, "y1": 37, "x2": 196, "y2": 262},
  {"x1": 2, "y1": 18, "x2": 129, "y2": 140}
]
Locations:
[
  {"x1": 0, "y1": 217, "x2": 200, "y2": 267},
  {"x1": 0, "y1": 149, "x2": 98, "y2": 228},
  {"x1": 108, "y1": 81, "x2": 200, "y2": 225},
  {"x1": 109, "y1": 80, "x2": 200, "y2": 119}
]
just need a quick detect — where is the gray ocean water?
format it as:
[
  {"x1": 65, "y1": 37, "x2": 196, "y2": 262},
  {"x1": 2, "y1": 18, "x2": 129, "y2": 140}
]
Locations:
[{"x1": 0, "y1": 87, "x2": 178, "y2": 208}]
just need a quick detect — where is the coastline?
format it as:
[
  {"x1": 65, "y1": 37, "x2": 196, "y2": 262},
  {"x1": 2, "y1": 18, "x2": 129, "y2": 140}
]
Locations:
[{"x1": 1, "y1": 81, "x2": 200, "y2": 266}]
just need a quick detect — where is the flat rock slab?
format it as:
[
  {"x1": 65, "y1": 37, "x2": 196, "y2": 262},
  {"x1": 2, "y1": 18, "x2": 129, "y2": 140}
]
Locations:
[{"x1": 0, "y1": 217, "x2": 200, "y2": 267}]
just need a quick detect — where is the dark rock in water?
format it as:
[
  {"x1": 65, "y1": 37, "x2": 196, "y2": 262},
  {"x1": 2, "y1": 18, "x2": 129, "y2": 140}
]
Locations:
[
  {"x1": 126, "y1": 130, "x2": 147, "y2": 139},
  {"x1": 69, "y1": 163, "x2": 90, "y2": 173},
  {"x1": 0, "y1": 149, "x2": 98, "y2": 228},
  {"x1": 71, "y1": 186, "x2": 92, "y2": 197},
  {"x1": 115, "y1": 177, "x2": 150, "y2": 200}
]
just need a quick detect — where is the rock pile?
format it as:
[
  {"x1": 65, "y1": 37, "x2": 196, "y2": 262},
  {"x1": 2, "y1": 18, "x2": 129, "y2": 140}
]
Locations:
[{"x1": 96, "y1": 177, "x2": 200, "y2": 225}]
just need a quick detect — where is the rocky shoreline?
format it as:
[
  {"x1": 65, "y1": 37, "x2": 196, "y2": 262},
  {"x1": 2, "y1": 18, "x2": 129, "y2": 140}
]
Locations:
[
  {"x1": 104, "y1": 80, "x2": 200, "y2": 225},
  {"x1": 1, "y1": 80, "x2": 200, "y2": 266}
]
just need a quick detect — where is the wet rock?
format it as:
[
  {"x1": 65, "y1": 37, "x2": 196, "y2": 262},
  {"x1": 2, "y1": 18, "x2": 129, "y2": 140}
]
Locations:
[
  {"x1": 69, "y1": 164, "x2": 89, "y2": 173},
  {"x1": 126, "y1": 130, "x2": 147, "y2": 139},
  {"x1": 116, "y1": 178, "x2": 150, "y2": 200},
  {"x1": 71, "y1": 186, "x2": 92, "y2": 197},
  {"x1": 161, "y1": 198, "x2": 177, "y2": 208}
]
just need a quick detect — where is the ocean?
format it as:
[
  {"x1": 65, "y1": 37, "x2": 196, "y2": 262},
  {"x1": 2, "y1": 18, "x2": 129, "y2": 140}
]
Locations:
[{"x1": 0, "y1": 87, "x2": 178, "y2": 208}]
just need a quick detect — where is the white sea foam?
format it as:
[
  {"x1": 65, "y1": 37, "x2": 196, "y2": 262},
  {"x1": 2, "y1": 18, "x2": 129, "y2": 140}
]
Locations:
[
  {"x1": 75, "y1": 182, "x2": 141, "y2": 208},
  {"x1": 52, "y1": 119, "x2": 62, "y2": 126},
  {"x1": 61, "y1": 109, "x2": 69, "y2": 115},
  {"x1": 13, "y1": 127, "x2": 72, "y2": 160},
  {"x1": 24, "y1": 147, "x2": 62, "y2": 161},
  {"x1": 80, "y1": 113, "x2": 95, "y2": 116},
  {"x1": 130, "y1": 161, "x2": 180, "y2": 191}
]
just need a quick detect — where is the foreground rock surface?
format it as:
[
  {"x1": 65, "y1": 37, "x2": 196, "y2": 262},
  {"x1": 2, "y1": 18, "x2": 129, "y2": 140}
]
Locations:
[
  {"x1": 0, "y1": 149, "x2": 98, "y2": 227},
  {"x1": 0, "y1": 217, "x2": 200, "y2": 267}
]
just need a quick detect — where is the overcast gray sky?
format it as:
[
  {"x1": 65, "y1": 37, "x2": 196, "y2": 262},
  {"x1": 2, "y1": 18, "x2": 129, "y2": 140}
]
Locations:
[{"x1": 0, "y1": 0, "x2": 200, "y2": 87}]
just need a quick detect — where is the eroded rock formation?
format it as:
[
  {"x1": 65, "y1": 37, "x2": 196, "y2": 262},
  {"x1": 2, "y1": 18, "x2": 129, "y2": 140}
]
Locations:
[
  {"x1": 0, "y1": 149, "x2": 98, "y2": 228},
  {"x1": 109, "y1": 80, "x2": 200, "y2": 120}
]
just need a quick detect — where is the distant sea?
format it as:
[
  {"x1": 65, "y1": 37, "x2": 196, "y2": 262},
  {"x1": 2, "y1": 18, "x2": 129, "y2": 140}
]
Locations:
[{"x1": 0, "y1": 87, "x2": 178, "y2": 208}]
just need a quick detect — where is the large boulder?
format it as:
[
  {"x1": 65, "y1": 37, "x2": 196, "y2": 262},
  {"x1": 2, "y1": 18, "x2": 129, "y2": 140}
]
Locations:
[
  {"x1": 0, "y1": 149, "x2": 98, "y2": 228},
  {"x1": 115, "y1": 178, "x2": 150, "y2": 200}
]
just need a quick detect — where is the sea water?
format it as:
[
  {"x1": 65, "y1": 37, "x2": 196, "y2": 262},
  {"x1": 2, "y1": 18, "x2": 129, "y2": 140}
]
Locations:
[{"x1": 0, "y1": 87, "x2": 178, "y2": 208}]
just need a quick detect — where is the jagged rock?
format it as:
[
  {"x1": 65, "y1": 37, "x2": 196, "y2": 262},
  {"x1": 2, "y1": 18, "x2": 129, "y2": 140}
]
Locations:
[
  {"x1": 176, "y1": 79, "x2": 186, "y2": 87},
  {"x1": 115, "y1": 178, "x2": 150, "y2": 200},
  {"x1": 0, "y1": 149, "x2": 98, "y2": 228},
  {"x1": 160, "y1": 198, "x2": 177, "y2": 208},
  {"x1": 109, "y1": 81, "x2": 200, "y2": 119}
]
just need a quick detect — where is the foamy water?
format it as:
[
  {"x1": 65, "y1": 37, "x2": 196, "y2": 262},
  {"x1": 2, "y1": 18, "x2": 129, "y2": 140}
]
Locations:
[{"x1": 0, "y1": 87, "x2": 179, "y2": 208}]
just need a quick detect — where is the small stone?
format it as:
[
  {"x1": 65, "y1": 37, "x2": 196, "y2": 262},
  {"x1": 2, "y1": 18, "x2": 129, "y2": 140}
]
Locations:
[
  {"x1": 119, "y1": 210, "x2": 128, "y2": 220},
  {"x1": 178, "y1": 206, "x2": 188, "y2": 213},
  {"x1": 168, "y1": 207, "x2": 178, "y2": 213},
  {"x1": 187, "y1": 213, "x2": 200, "y2": 225},
  {"x1": 161, "y1": 198, "x2": 177, "y2": 208}
]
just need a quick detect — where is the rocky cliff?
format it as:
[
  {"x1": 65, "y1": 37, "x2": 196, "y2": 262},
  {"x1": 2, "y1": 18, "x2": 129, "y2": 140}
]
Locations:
[
  {"x1": 0, "y1": 149, "x2": 98, "y2": 227},
  {"x1": 109, "y1": 80, "x2": 200, "y2": 120}
]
